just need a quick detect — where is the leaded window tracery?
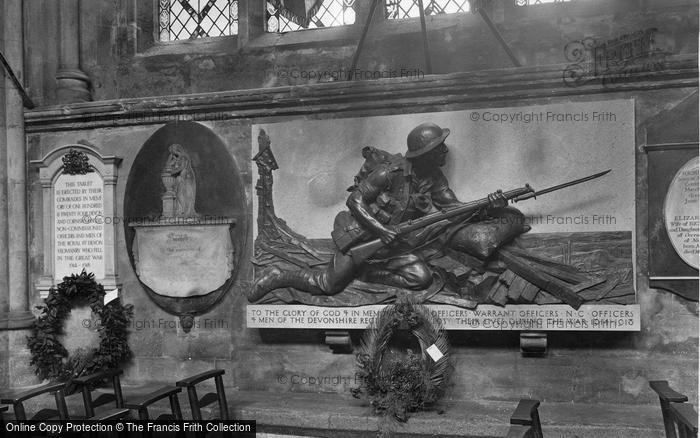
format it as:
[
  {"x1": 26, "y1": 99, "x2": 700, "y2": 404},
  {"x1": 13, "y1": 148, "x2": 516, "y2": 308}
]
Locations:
[
  {"x1": 266, "y1": 0, "x2": 356, "y2": 33},
  {"x1": 159, "y1": 0, "x2": 238, "y2": 41}
]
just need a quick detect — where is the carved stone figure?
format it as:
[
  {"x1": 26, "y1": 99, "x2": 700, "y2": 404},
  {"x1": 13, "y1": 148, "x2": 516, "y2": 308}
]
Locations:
[
  {"x1": 162, "y1": 144, "x2": 197, "y2": 218},
  {"x1": 249, "y1": 123, "x2": 528, "y2": 302}
]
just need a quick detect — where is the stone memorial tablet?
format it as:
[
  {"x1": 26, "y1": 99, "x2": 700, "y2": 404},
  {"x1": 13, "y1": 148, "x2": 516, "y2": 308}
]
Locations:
[
  {"x1": 664, "y1": 156, "x2": 699, "y2": 269},
  {"x1": 131, "y1": 220, "x2": 236, "y2": 298},
  {"x1": 32, "y1": 145, "x2": 122, "y2": 297},
  {"x1": 53, "y1": 172, "x2": 105, "y2": 280},
  {"x1": 247, "y1": 304, "x2": 641, "y2": 331}
]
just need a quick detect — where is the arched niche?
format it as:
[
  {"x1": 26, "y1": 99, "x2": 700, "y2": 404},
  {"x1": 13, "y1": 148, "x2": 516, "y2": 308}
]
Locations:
[{"x1": 123, "y1": 121, "x2": 247, "y2": 331}]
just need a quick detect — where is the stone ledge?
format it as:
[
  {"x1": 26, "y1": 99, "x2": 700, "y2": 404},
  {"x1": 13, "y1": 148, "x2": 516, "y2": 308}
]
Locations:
[
  {"x1": 1, "y1": 386, "x2": 666, "y2": 437},
  {"x1": 23, "y1": 55, "x2": 698, "y2": 132}
]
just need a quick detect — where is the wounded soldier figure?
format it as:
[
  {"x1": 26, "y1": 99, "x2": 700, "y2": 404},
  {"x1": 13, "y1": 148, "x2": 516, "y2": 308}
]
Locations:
[{"x1": 248, "y1": 122, "x2": 530, "y2": 302}]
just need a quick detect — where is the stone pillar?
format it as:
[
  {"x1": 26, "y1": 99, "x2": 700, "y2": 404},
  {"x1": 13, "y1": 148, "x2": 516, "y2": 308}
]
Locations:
[
  {"x1": 3, "y1": 0, "x2": 33, "y2": 331},
  {"x1": 0, "y1": 0, "x2": 9, "y2": 331},
  {"x1": 238, "y1": 0, "x2": 265, "y2": 48},
  {"x1": 2, "y1": 0, "x2": 36, "y2": 389},
  {"x1": 56, "y1": 0, "x2": 91, "y2": 103}
]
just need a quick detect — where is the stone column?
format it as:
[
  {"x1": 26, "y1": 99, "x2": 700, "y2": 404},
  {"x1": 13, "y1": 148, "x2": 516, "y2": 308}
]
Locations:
[
  {"x1": 1, "y1": 0, "x2": 35, "y2": 389},
  {"x1": 3, "y1": 0, "x2": 33, "y2": 331},
  {"x1": 56, "y1": 0, "x2": 91, "y2": 103},
  {"x1": 0, "y1": 0, "x2": 9, "y2": 328},
  {"x1": 238, "y1": 0, "x2": 265, "y2": 48}
]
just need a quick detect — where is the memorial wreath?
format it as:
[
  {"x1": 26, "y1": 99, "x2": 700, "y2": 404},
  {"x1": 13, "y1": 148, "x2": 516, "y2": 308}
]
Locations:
[
  {"x1": 27, "y1": 271, "x2": 133, "y2": 390},
  {"x1": 352, "y1": 297, "x2": 451, "y2": 423}
]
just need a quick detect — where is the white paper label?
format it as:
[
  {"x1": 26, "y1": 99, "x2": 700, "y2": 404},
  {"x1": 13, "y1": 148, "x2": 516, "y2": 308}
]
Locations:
[
  {"x1": 104, "y1": 288, "x2": 119, "y2": 305},
  {"x1": 426, "y1": 344, "x2": 444, "y2": 362}
]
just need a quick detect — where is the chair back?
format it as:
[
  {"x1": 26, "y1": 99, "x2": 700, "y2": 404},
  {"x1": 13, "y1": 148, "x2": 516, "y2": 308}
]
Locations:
[
  {"x1": 176, "y1": 369, "x2": 229, "y2": 420},
  {"x1": 72, "y1": 368, "x2": 125, "y2": 418},
  {"x1": 1, "y1": 382, "x2": 69, "y2": 421},
  {"x1": 506, "y1": 399, "x2": 543, "y2": 438},
  {"x1": 669, "y1": 402, "x2": 698, "y2": 438},
  {"x1": 650, "y1": 380, "x2": 697, "y2": 438}
]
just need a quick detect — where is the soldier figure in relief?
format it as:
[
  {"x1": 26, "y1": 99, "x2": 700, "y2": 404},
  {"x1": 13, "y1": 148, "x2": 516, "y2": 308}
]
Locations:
[{"x1": 248, "y1": 123, "x2": 528, "y2": 302}]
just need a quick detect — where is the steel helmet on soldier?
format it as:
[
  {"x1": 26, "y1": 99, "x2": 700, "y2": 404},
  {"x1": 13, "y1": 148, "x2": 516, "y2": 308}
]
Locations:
[{"x1": 405, "y1": 123, "x2": 451, "y2": 158}]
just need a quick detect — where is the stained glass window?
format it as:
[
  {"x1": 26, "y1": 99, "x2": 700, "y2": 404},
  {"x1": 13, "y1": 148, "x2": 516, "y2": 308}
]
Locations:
[
  {"x1": 159, "y1": 0, "x2": 238, "y2": 41},
  {"x1": 385, "y1": 0, "x2": 470, "y2": 20},
  {"x1": 266, "y1": 0, "x2": 356, "y2": 33}
]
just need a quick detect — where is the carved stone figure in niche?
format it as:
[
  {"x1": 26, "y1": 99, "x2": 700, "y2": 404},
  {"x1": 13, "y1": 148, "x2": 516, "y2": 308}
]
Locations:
[
  {"x1": 162, "y1": 144, "x2": 198, "y2": 218},
  {"x1": 249, "y1": 123, "x2": 529, "y2": 301}
]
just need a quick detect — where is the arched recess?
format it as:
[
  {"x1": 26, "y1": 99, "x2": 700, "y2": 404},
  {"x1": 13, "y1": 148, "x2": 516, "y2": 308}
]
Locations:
[{"x1": 123, "y1": 121, "x2": 248, "y2": 330}]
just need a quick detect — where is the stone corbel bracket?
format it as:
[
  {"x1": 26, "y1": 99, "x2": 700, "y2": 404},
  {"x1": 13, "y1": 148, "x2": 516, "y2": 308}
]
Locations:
[
  {"x1": 325, "y1": 330, "x2": 353, "y2": 354},
  {"x1": 30, "y1": 144, "x2": 122, "y2": 298},
  {"x1": 520, "y1": 332, "x2": 547, "y2": 357}
]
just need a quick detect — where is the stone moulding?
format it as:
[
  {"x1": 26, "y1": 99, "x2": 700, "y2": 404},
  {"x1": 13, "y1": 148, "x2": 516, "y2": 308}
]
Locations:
[{"x1": 23, "y1": 55, "x2": 698, "y2": 132}]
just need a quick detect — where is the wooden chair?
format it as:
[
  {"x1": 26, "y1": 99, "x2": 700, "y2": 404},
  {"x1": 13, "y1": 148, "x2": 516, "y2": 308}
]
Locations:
[
  {"x1": 176, "y1": 369, "x2": 228, "y2": 420},
  {"x1": 650, "y1": 380, "x2": 698, "y2": 438},
  {"x1": 669, "y1": 402, "x2": 699, "y2": 438},
  {"x1": 1, "y1": 404, "x2": 8, "y2": 429},
  {"x1": 74, "y1": 368, "x2": 183, "y2": 421},
  {"x1": 72, "y1": 368, "x2": 130, "y2": 420},
  {"x1": 123, "y1": 385, "x2": 183, "y2": 421},
  {"x1": 649, "y1": 380, "x2": 697, "y2": 438},
  {"x1": 0, "y1": 382, "x2": 69, "y2": 421},
  {"x1": 506, "y1": 399, "x2": 543, "y2": 438}
]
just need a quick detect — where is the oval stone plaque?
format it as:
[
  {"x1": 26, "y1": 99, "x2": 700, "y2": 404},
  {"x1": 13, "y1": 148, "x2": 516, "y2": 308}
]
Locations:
[
  {"x1": 663, "y1": 156, "x2": 699, "y2": 269},
  {"x1": 124, "y1": 121, "x2": 248, "y2": 322}
]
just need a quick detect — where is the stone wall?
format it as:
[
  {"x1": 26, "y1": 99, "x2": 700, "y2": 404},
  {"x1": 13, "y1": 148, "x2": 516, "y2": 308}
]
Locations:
[
  {"x1": 24, "y1": 82, "x2": 699, "y2": 408},
  {"x1": 12, "y1": 0, "x2": 700, "y2": 411}
]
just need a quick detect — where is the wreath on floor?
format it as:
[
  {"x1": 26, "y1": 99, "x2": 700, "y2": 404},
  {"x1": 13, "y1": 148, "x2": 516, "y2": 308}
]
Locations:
[
  {"x1": 351, "y1": 296, "x2": 451, "y2": 424},
  {"x1": 27, "y1": 271, "x2": 133, "y2": 391}
]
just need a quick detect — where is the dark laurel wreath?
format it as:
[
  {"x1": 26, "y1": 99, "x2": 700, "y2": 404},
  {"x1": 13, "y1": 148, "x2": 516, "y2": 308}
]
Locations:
[
  {"x1": 351, "y1": 297, "x2": 451, "y2": 422},
  {"x1": 27, "y1": 271, "x2": 133, "y2": 391}
]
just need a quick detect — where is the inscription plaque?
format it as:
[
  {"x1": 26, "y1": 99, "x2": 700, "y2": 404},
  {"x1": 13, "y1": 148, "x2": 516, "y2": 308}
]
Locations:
[
  {"x1": 53, "y1": 172, "x2": 105, "y2": 280},
  {"x1": 247, "y1": 304, "x2": 641, "y2": 331},
  {"x1": 131, "y1": 220, "x2": 236, "y2": 298},
  {"x1": 664, "y1": 157, "x2": 699, "y2": 269}
]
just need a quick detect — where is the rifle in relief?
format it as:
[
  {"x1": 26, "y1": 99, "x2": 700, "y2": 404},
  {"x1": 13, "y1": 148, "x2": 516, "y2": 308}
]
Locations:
[{"x1": 341, "y1": 169, "x2": 612, "y2": 264}]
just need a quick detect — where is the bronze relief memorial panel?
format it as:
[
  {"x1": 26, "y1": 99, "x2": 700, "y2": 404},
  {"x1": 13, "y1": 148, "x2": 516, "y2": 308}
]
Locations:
[{"x1": 248, "y1": 100, "x2": 640, "y2": 331}]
